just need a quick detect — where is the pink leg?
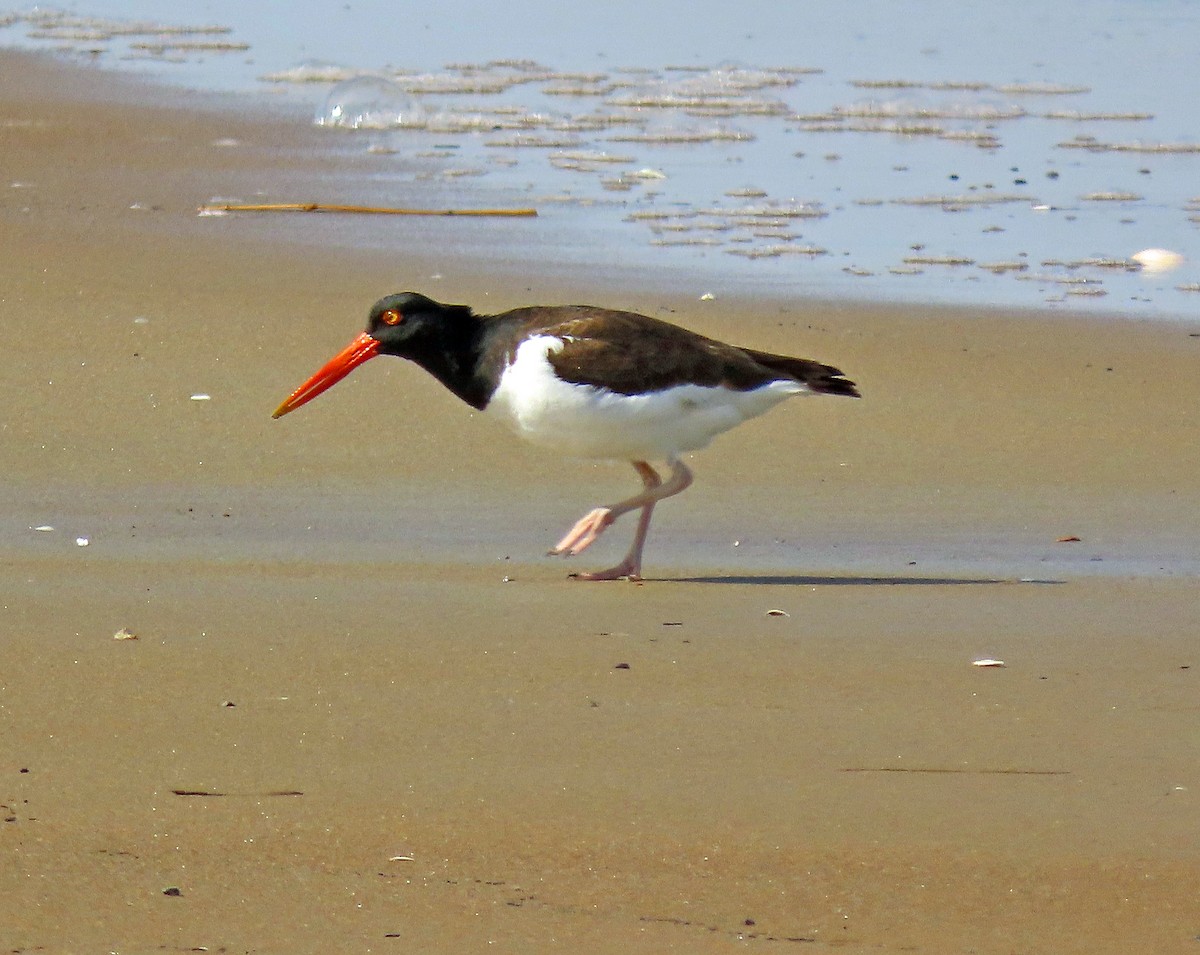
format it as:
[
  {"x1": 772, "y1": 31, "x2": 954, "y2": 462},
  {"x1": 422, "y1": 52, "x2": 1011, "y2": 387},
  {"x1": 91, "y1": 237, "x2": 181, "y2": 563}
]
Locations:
[{"x1": 550, "y1": 458, "x2": 694, "y2": 581}]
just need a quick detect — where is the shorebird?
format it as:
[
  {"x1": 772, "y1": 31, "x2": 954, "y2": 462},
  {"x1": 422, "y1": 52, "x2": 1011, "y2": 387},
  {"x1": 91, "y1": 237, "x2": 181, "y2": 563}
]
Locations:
[{"x1": 273, "y1": 292, "x2": 859, "y2": 580}]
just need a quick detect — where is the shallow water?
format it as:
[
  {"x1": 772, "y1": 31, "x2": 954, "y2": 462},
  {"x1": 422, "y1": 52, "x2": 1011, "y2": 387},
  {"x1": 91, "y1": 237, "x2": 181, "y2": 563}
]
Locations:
[
  {"x1": 3, "y1": 0, "x2": 1198, "y2": 318},
  {"x1": 9, "y1": 483, "x2": 1200, "y2": 581}
]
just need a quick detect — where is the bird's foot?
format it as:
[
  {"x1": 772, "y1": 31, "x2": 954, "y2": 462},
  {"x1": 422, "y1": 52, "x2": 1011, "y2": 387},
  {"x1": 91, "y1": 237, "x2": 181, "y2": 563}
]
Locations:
[
  {"x1": 569, "y1": 556, "x2": 642, "y2": 582},
  {"x1": 548, "y1": 508, "x2": 615, "y2": 557}
]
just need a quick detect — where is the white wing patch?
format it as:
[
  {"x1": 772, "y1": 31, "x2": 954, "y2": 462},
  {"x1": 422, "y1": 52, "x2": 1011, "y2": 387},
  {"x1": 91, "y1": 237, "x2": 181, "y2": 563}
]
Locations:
[{"x1": 485, "y1": 335, "x2": 811, "y2": 461}]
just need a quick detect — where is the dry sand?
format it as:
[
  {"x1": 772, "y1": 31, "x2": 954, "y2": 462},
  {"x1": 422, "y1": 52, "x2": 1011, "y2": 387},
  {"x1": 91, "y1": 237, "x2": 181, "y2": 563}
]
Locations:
[{"x1": 1, "y1": 51, "x2": 1198, "y2": 953}]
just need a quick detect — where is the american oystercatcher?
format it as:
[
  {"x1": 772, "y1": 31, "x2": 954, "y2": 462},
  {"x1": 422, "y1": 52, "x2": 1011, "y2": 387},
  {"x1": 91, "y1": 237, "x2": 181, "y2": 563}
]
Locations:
[{"x1": 273, "y1": 292, "x2": 859, "y2": 580}]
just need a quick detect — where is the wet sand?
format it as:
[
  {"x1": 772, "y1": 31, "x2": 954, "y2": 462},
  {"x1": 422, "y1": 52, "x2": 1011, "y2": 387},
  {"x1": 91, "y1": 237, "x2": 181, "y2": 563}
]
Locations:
[{"x1": 2, "y1": 51, "x2": 1199, "y2": 952}]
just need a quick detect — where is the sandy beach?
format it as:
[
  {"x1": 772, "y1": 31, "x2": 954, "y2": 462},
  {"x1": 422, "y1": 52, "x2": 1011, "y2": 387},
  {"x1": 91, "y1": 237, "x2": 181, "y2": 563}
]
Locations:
[{"x1": 2, "y1": 50, "x2": 1199, "y2": 953}]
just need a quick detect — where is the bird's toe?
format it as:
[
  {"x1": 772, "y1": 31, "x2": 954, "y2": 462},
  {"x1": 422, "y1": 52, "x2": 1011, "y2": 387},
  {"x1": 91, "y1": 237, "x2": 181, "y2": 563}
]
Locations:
[
  {"x1": 570, "y1": 558, "x2": 642, "y2": 582},
  {"x1": 550, "y1": 508, "x2": 615, "y2": 556}
]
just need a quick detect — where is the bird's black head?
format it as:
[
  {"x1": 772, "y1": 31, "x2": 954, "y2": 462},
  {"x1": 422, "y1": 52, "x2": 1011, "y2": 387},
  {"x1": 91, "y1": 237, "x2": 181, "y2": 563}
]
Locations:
[
  {"x1": 365, "y1": 291, "x2": 474, "y2": 358},
  {"x1": 272, "y1": 291, "x2": 480, "y2": 419}
]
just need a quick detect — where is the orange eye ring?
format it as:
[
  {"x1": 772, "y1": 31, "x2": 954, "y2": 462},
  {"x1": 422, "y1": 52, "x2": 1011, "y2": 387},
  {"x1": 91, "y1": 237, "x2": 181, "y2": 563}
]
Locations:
[{"x1": 382, "y1": 309, "x2": 405, "y2": 326}]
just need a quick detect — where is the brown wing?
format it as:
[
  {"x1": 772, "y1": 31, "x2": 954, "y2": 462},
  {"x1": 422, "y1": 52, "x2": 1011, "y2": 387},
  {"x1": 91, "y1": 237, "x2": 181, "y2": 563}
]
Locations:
[{"x1": 515, "y1": 306, "x2": 858, "y2": 398}]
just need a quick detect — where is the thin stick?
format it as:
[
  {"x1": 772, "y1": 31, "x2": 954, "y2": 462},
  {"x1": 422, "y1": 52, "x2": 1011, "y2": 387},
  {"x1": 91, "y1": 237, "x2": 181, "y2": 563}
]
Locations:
[
  {"x1": 198, "y1": 202, "x2": 538, "y2": 217},
  {"x1": 172, "y1": 788, "x2": 305, "y2": 797}
]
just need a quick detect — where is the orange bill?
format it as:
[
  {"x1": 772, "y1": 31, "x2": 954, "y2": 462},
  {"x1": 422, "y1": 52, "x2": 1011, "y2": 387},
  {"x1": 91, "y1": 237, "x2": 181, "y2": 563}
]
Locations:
[{"x1": 272, "y1": 331, "x2": 380, "y2": 418}]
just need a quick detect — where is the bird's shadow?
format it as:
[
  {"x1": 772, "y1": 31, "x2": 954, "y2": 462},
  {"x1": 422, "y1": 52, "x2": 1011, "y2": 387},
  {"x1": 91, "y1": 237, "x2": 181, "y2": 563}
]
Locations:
[{"x1": 658, "y1": 574, "x2": 1063, "y2": 586}]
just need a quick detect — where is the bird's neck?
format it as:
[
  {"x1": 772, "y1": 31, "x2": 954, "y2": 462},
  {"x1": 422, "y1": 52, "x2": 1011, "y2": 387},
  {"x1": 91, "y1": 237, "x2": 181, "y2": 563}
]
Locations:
[{"x1": 405, "y1": 308, "x2": 501, "y2": 410}]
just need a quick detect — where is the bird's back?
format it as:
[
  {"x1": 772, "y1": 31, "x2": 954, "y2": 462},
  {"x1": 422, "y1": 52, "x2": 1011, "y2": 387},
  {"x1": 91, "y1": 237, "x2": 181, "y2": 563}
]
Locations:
[{"x1": 491, "y1": 306, "x2": 857, "y2": 397}]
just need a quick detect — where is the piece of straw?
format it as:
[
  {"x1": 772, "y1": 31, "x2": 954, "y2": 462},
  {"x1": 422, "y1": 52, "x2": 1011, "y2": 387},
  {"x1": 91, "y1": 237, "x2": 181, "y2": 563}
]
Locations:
[{"x1": 198, "y1": 202, "x2": 537, "y2": 217}]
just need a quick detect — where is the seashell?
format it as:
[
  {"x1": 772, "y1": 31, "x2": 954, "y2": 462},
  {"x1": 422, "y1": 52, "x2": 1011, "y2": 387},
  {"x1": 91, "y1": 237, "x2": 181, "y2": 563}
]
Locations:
[{"x1": 1131, "y1": 248, "x2": 1184, "y2": 273}]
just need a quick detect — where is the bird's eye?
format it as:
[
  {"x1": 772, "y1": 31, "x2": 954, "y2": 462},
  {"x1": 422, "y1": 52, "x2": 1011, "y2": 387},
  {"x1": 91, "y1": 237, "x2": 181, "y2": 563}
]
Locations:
[{"x1": 382, "y1": 309, "x2": 405, "y2": 326}]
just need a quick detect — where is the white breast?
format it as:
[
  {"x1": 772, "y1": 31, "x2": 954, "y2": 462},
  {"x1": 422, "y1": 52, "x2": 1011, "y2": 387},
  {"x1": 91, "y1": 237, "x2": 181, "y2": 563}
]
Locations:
[{"x1": 484, "y1": 335, "x2": 811, "y2": 461}]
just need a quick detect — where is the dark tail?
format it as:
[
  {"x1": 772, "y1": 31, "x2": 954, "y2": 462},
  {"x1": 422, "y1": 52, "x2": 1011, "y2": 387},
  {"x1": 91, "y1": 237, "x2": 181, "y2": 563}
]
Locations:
[{"x1": 741, "y1": 348, "x2": 861, "y2": 398}]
